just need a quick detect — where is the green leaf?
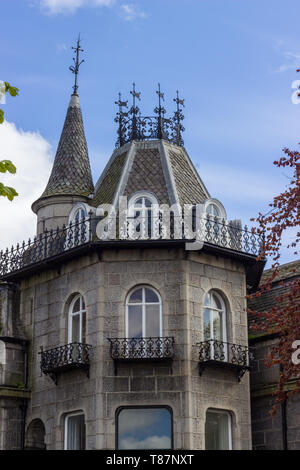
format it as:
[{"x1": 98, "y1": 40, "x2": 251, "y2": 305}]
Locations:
[
  {"x1": 0, "y1": 182, "x2": 18, "y2": 201},
  {"x1": 0, "y1": 108, "x2": 4, "y2": 124},
  {"x1": 0, "y1": 160, "x2": 17, "y2": 174},
  {"x1": 8, "y1": 86, "x2": 19, "y2": 97}
]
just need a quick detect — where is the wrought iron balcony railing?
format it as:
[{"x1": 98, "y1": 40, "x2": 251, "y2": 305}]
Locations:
[
  {"x1": 0, "y1": 217, "x2": 92, "y2": 276},
  {"x1": 0, "y1": 213, "x2": 264, "y2": 277},
  {"x1": 197, "y1": 340, "x2": 252, "y2": 381},
  {"x1": 39, "y1": 342, "x2": 92, "y2": 384},
  {"x1": 108, "y1": 337, "x2": 175, "y2": 374}
]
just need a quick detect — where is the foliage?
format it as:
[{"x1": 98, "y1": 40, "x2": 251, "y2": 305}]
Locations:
[
  {"x1": 248, "y1": 147, "x2": 300, "y2": 415},
  {"x1": 0, "y1": 81, "x2": 19, "y2": 200}
]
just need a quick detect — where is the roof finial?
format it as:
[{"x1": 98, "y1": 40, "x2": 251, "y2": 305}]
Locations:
[
  {"x1": 155, "y1": 83, "x2": 166, "y2": 139},
  {"x1": 69, "y1": 34, "x2": 84, "y2": 96},
  {"x1": 130, "y1": 83, "x2": 141, "y2": 141}
]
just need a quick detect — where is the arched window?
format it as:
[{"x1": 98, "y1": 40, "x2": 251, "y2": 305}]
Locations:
[
  {"x1": 204, "y1": 199, "x2": 226, "y2": 220},
  {"x1": 126, "y1": 286, "x2": 162, "y2": 339},
  {"x1": 66, "y1": 203, "x2": 91, "y2": 249},
  {"x1": 128, "y1": 192, "x2": 159, "y2": 239},
  {"x1": 203, "y1": 290, "x2": 228, "y2": 361},
  {"x1": 68, "y1": 294, "x2": 86, "y2": 344},
  {"x1": 203, "y1": 290, "x2": 227, "y2": 342}
]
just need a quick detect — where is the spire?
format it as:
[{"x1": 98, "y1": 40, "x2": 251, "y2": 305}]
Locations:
[{"x1": 34, "y1": 37, "x2": 94, "y2": 203}]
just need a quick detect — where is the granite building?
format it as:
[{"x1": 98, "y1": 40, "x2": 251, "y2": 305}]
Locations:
[
  {"x1": 0, "y1": 59, "x2": 268, "y2": 449},
  {"x1": 249, "y1": 260, "x2": 300, "y2": 450}
]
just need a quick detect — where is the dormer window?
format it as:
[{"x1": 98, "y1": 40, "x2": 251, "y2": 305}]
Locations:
[
  {"x1": 67, "y1": 203, "x2": 92, "y2": 247},
  {"x1": 204, "y1": 199, "x2": 226, "y2": 221},
  {"x1": 128, "y1": 192, "x2": 159, "y2": 239}
]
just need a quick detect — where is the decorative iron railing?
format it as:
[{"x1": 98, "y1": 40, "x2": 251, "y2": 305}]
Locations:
[
  {"x1": 103, "y1": 215, "x2": 264, "y2": 256},
  {"x1": 108, "y1": 337, "x2": 175, "y2": 361},
  {"x1": 0, "y1": 214, "x2": 264, "y2": 277},
  {"x1": 0, "y1": 217, "x2": 92, "y2": 276},
  {"x1": 39, "y1": 342, "x2": 92, "y2": 384},
  {"x1": 197, "y1": 340, "x2": 252, "y2": 381}
]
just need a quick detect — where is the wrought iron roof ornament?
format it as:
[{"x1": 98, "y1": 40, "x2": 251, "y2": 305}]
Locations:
[
  {"x1": 114, "y1": 84, "x2": 185, "y2": 148},
  {"x1": 69, "y1": 34, "x2": 84, "y2": 95},
  {"x1": 172, "y1": 90, "x2": 185, "y2": 147},
  {"x1": 114, "y1": 93, "x2": 128, "y2": 148},
  {"x1": 154, "y1": 83, "x2": 166, "y2": 139},
  {"x1": 129, "y1": 82, "x2": 141, "y2": 141}
]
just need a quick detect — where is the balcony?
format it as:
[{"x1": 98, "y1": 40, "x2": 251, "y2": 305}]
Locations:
[
  {"x1": 108, "y1": 337, "x2": 175, "y2": 375},
  {"x1": 39, "y1": 342, "x2": 92, "y2": 385},
  {"x1": 0, "y1": 214, "x2": 264, "y2": 278},
  {"x1": 197, "y1": 340, "x2": 252, "y2": 382}
]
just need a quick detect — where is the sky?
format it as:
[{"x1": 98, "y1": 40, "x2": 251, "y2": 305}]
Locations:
[{"x1": 0, "y1": 0, "x2": 299, "y2": 264}]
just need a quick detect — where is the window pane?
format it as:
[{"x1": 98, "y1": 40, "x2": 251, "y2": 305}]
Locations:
[
  {"x1": 66, "y1": 414, "x2": 85, "y2": 450},
  {"x1": 118, "y1": 408, "x2": 172, "y2": 450},
  {"x1": 72, "y1": 297, "x2": 80, "y2": 313},
  {"x1": 211, "y1": 293, "x2": 222, "y2": 310},
  {"x1": 145, "y1": 305, "x2": 160, "y2": 337},
  {"x1": 145, "y1": 288, "x2": 159, "y2": 303},
  {"x1": 212, "y1": 310, "x2": 222, "y2": 340},
  {"x1": 204, "y1": 308, "x2": 211, "y2": 340},
  {"x1": 129, "y1": 288, "x2": 143, "y2": 303},
  {"x1": 135, "y1": 198, "x2": 143, "y2": 206},
  {"x1": 145, "y1": 198, "x2": 152, "y2": 208},
  {"x1": 128, "y1": 305, "x2": 143, "y2": 338},
  {"x1": 71, "y1": 314, "x2": 81, "y2": 342},
  {"x1": 205, "y1": 411, "x2": 230, "y2": 450}
]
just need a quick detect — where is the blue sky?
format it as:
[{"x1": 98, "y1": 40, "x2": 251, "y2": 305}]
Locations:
[{"x1": 1, "y1": 0, "x2": 299, "y2": 262}]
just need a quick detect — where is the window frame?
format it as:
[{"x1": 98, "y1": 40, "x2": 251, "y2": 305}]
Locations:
[
  {"x1": 205, "y1": 408, "x2": 232, "y2": 450},
  {"x1": 203, "y1": 290, "x2": 227, "y2": 343},
  {"x1": 64, "y1": 411, "x2": 86, "y2": 450},
  {"x1": 115, "y1": 405, "x2": 174, "y2": 450},
  {"x1": 204, "y1": 198, "x2": 227, "y2": 221},
  {"x1": 125, "y1": 285, "x2": 163, "y2": 339},
  {"x1": 68, "y1": 294, "x2": 86, "y2": 344},
  {"x1": 128, "y1": 191, "x2": 159, "y2": 239}
]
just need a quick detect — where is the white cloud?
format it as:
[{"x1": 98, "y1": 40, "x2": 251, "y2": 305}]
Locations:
[
  {"x1": 0, "y1": 121, "x2": 53, "y2": 250},
  {"x1": 119, "y1": 435, "x2": 171, "y2": 450},
  {"x1": 120, "y1": 3, "x2": 146, "y2": 21},
  {"x1": 39, "y1": 0, "x2": 114, "y2": 15},
  {"x1": 273, "y1": 51, "x2": 300, "y2": 74}
]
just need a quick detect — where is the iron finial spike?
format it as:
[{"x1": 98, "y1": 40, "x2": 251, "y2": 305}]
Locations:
[{"x1": 69, "y1": 34, "x2": 85, "y2": 95}]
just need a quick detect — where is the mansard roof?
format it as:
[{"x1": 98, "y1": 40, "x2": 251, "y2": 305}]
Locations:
[
  {"x1": 91, "y1": 139, "x2": 210, "y2": 208},
  {"x1": 36, "y1": 94, "x2": 94, "y2": 202}
]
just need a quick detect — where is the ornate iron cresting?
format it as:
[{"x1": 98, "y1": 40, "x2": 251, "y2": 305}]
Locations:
[
  {"x1": 197, "y1": 340, "x2": 252, "y2": 382},
  {"x1": 0, "y1": 216, "x2": 92, "y2": 277},
  {"x1": 39, "y1": 342, "x2": 92, "y2": 385},
  {"x1": 114, "y1": 83, "x2": 185, "y2": 148},
  {"x1": 108, "y1": 337, "x2": 175, "y2": 375}
]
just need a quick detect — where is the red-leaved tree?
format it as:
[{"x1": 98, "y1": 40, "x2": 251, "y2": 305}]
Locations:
[{"x1": 248, "y1": 145, "x2": 300, "y2": 415}]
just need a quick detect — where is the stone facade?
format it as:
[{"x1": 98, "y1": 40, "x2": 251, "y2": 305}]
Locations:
[{"x1": 10, "y1": 246, "x2": 252, "y2": 450}]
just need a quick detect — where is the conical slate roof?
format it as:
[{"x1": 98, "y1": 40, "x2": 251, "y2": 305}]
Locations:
[
  {"x1": 39, "y1": 93, "x2": 94, "y2": 200},
  {"x1": 92, "y1": 139, "x2": 210, "y2": 208}
]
